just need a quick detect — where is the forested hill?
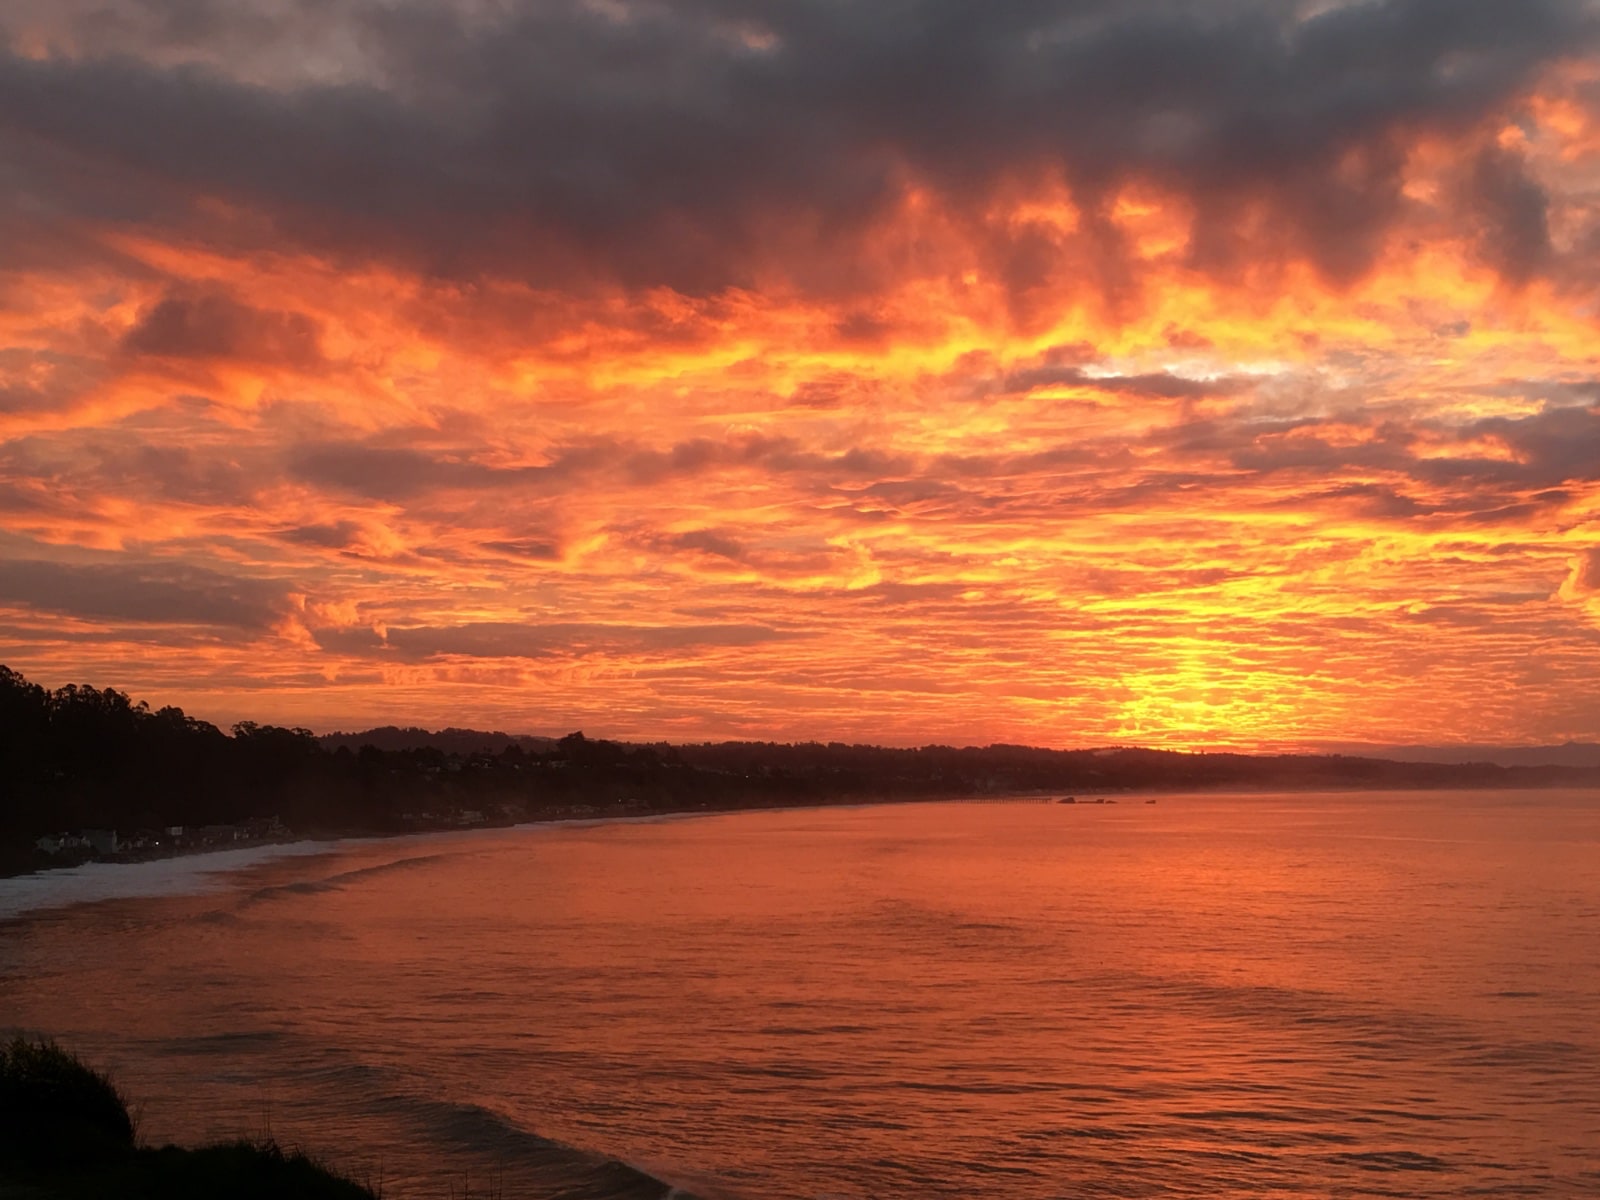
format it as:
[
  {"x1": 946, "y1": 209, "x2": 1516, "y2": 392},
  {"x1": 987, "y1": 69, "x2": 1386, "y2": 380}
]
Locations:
[
  {"x1": 5, "y1": 666, "x2": 1598, "y2": 871},
  {"x1": 319, "y1": 728, "x2": 557, "y2": 756}
]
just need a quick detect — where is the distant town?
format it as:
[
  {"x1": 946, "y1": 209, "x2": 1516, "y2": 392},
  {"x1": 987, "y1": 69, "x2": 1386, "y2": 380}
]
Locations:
[
  {"x1": 6, "y1": 664, "x2": 1599, "y2": 878},
  {"x1": 32, "y1": 815, "x2": 290, "y2": 864}
]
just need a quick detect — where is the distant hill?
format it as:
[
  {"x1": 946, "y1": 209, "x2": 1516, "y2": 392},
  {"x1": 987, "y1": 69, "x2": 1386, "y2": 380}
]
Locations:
[
  {"x1": 318, "y1": 726, "x2": 558, "y2": 756},
  {"x1": 7, "y1": 663, "x2": 1600, "y2": 880},
  {"x1": 1314, "y1": 742, "x2": 1600, "y2": 769},
  {"x1": 320, "y1": 728, "x2": 1600, "y2": 772}
]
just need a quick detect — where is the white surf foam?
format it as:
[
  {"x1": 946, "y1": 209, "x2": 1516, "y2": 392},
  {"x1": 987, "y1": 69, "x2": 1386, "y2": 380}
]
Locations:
[
  {"x1": 0, "y1": 840, "x2": 343, "y2": 921},
  {"x1": 0, "y1": 811, "x2": 725, "y2": 923}
]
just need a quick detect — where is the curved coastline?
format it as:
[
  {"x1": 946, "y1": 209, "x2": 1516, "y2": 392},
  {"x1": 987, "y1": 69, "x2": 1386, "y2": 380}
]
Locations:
[
  {"x1": 0, "y1": 807, "x2": 752, "y2": 923},
  {"x1": 0, "y1": 838, "x2": 349, "y2": 922},
  {"x1": 0, "y1": 797, "x2": 920, "y2": 923},
  {"x1": 0, "y1": 825, "x2": 713, "y2": 1200}
]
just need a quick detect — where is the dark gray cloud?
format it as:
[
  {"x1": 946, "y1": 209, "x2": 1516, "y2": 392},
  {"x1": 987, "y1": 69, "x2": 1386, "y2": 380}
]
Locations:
[
  {"x1": 282, "y1": 397, "x2": 1600, "y2": 531},
  {"x1": 314, "y1": 619, "x2": 800, "y2": 661},
  {"x1": 279, "y1": 521, "x2": 366, "y2": 550},
  {"x1": 1464, "y1": 404, "x2": 1600, "y2": 485},
  {"x1": 0, "y1": 432, "x2": 259, "y2": 508},
  {"x1": 0, "y1": 348, "x2": 112, "y2": 417},
  {"x1": 289, "y1": 445, "x2": 534, "y2": 499},
  {"x1": 1462, "y1": 145, "x2": 1553, "y2": 282},
  {"x1": 1563, "y1": 546, "x2": 1600, "y2": 597},
  {"x1": 122, "y1": 287, "x2": 325, "y2": 366},
  {"x1": 290, "y1": 432, "x2": 910, "y2": 500},
  {"x1": 1210, "y1": 401, "x2": 1600, "y2": 495},
  {"x1": 615, "y1": 524, "x2": 848, "y2": 575},
  {"x1": 0, "y1": 383, "x2": 54, "y2": 415},
  {"x1": 0, "y1": 558, "x2": 293, "y2": 628},
  {"x1": 0, "y1": 482, "x2": 59, "y2": 515},
  {"x1": 662, "y1": 529, "x2": 751, "y2": 563},
  {"x1": 2, "y1": 0, "x2": 1592, "y2": 297},
  {"x1": 1303, "y1": 481, "x2": 1429, "y2": 520},
  {"x1": 481, "y1": 538, "x2": 562, "y2": 561},
  {"x1": 997, "y1": 363, "x2": 1243, "y2": 398}
]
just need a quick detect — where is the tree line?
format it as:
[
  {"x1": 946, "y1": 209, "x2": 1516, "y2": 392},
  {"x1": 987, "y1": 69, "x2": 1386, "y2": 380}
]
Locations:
[{"x1": 5, "y1": 665, "x2": 1597, "y2": 874}]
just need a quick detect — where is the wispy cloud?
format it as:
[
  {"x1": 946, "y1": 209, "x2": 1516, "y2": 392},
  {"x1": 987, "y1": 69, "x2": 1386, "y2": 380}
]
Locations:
[{"x1": 1, "y1": 1, "x2": 1599, "y2": 746}]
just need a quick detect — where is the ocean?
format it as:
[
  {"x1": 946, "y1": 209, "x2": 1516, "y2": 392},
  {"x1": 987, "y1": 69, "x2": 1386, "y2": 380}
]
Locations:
[{"x1": 2, "y1": 792, "x2": 1597, "y2": 1198}]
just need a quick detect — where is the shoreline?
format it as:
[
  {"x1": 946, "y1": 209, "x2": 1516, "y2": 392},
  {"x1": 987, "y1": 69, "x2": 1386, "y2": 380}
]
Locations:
[
  {"x1": 9, "y1": 776, "x2": 1600, "y2": 888},
  {"x1": 5, "y1": 785, "x2": 1597, "y2": 922},
  {"x1": 4, "y1": 784, "x2": 993, "y2": 885},
  {"x1": 0, "y1": 799, "x2": 897, "y2": 917}
]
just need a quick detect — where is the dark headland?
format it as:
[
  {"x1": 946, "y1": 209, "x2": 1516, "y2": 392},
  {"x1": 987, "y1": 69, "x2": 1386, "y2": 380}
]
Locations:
[
  {"x1": 0, "y1": 1038, "x2": 373, "y2": 1199},
  {"x1": 5, "y1": 664, "x2": 1598, "y2": 879}
]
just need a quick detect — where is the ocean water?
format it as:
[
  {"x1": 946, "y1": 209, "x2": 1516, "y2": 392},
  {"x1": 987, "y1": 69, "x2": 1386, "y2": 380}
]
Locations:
[{"x1": 2, "y1": 793, "x2": 1598, "y2": 1198}]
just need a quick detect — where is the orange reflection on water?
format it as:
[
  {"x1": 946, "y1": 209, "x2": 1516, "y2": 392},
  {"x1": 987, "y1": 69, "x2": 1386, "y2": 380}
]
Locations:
[{"x1": 2, "y1": 795, "x2": 1597, "y2": 1198}]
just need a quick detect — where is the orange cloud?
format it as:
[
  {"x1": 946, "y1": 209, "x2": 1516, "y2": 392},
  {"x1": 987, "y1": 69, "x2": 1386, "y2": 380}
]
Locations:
[{"x1": 2, "y1": 3, "x2": 1600, "y2": 748}]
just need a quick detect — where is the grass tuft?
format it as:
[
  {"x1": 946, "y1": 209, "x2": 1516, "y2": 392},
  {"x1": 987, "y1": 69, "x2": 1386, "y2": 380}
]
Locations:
[
  {"x1": 0, "y1": 1039, "x2": 376, "y2": 1197},
  {"x1": 0, "y1": 1037, "x2": 135, "y2": 1168},
  {"x1": 131, "y1": 1138, "x2": 379, "y2": 1199}
]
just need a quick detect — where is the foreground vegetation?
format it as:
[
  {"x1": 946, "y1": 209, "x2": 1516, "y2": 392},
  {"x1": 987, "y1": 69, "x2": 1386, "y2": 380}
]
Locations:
[{"x1": 0, "y1": 1038, "x2": 373, "y2": 1199}]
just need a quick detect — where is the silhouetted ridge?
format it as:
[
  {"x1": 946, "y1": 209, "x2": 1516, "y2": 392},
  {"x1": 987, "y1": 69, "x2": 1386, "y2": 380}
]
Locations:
[
  {"x1": 1313, "y1": 740, "x2": 1600, "y2": 769},
  {"x1": 5, "y1": 665, "x2": 1599, "y2": 878},
  {"x1": 320, "y1": 726, "x2": 557, "y2": 756},
  {"x1": 0, "y1": 1039, "x2": 373, "y2": 1198}
]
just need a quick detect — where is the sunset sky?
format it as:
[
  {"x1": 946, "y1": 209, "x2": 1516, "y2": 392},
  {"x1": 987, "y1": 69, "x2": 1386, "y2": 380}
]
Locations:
[{"x1": 3, "y1": 0, "x2": 1600, "y2": 749}]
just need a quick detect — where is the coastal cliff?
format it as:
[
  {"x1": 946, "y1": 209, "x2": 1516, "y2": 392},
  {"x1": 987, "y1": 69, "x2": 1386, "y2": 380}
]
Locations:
[{"x1": 0, "y1": 1039, "x2": 372, "y2": 1199}]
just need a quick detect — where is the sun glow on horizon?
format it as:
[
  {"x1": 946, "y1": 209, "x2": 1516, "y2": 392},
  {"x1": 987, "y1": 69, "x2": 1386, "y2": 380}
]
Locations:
[{"x1": 3, "y1": 1, "x2": 1600, "y2": 748}]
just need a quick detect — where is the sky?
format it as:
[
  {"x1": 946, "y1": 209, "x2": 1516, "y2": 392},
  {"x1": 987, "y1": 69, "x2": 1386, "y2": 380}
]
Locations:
[{"x1": 3, "y1": 0, "x2": 1600, "y2": 749}]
